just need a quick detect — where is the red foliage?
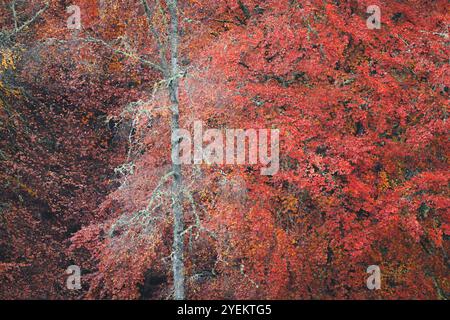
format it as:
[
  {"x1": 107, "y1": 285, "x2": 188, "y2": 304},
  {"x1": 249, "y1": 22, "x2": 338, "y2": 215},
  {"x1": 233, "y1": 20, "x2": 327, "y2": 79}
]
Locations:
[{"x1": 1, "y1": 0, "x2": 448, "y2": 299}]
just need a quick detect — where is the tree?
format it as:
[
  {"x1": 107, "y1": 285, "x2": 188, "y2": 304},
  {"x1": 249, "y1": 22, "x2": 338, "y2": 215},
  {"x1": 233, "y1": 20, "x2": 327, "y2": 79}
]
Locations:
[
  {"x1": 78, "y1": 0, "x2": 447, "y2": 299},
  {"x1": 74, "y1": 0, "x2": 188, "y2": 299}
]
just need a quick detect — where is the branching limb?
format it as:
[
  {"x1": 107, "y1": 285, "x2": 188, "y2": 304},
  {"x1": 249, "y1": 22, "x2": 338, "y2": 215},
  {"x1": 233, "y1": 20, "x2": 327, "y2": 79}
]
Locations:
[
  {"x1": 108, "y1": 170, "x2": 175, "y2": 238},
  {"x1": 10, "y1": 1, "x2": 18, "y2": 32},
  {"x1": 144, "y1": 170, "x2": 176, "y2": 211},
  {"x1": 184, "y1": 189, "x2": 218, "y2": 240},
  {"x1": 141, "y1": 0, "x2": 169, "y2": 76},
  {"x1": 13, "y1": 2, "x2": 49, "y2": 35},
  {"x1": 83, "y1": 36, "x2": 165, "y2": 73}
]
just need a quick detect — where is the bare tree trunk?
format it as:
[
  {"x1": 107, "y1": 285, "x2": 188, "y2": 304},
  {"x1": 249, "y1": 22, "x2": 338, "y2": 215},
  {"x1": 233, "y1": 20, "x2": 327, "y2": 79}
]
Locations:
[
  {"x1": 167, "y1": 0, "x2": 185, "y2": 300},
  {"x1": 141, "y1": 0, "x2": 184, "y2": 300}
]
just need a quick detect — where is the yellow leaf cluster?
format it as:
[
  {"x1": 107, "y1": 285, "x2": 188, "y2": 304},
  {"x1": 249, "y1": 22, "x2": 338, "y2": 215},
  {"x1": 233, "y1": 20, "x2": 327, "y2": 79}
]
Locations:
[
  {"x1": 378, "y1": 171, "x2": 390, "y2": 191},
  {"x1": 1, "y1": 49, "x2": 15, "y2": 71},
  {"x1": 280, "y1": 195, "x2": 298, "y2": 214}
]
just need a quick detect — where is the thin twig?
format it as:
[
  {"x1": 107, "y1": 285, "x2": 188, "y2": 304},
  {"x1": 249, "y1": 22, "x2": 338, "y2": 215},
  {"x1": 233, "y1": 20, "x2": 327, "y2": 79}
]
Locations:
[
  {"x1": 10, "y1": 1, "x2": 18, "y2": 32},
  {"x1": 141, "y1": 0, "x2": 169, "y2": 75},
  {"x1": 83, "y1": 36, "x2": 164, "y2": 73},
  {"x1": 13, "y1": 2, "x2": 49, "y2": 35}
]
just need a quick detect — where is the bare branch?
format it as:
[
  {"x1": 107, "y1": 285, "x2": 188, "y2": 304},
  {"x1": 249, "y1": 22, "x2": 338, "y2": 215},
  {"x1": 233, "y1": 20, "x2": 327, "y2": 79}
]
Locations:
[
  {"x1": 83, "y1": 36, "x2": 165, "y2": 73},
  {"x1": 13, "y1": 2, "x2": 49, "y2": 35},
  {"x1": 184, "y1": 189, "x2": 218, "y2": 240},
  {"x1": 141, "y1": 0, "x2": 169, "y2": 75},
  {"x1": 10, "y1": 0, "x2": 18, "y2": 32}
]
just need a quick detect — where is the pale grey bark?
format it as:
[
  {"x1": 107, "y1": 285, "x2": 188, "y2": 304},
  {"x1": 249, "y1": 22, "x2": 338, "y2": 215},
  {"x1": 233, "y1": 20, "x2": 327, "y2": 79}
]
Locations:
[
  {"x1": 0, "y1": 1, "x2": 49, "y2": 48},
  {"x1": 166, "y1": 0, "x2": 185, "y2": 301},
  {"x1": 141, "y1": 0, "x2": 185, "y2": 300},
  {"x1": 86, "y1": 0, "x2": 185, "y2": 300}
]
